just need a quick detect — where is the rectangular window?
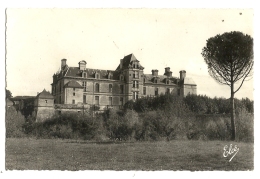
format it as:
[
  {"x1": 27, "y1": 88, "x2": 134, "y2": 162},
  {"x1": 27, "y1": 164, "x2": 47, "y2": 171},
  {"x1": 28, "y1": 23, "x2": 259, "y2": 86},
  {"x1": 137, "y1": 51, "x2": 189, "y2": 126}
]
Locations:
[
  {"x1": 109, "y1": 84, "x2": 112, "y2": 93},
  {"x1": 95, "y1": 83, "x2": 100, "y2": 92},
  {"x1": 143, "y1": 87, "x2": 146, "y2": 95},
  {"x1": 133, "y1": 81, "x2": 139, "y2": 88},
  {"x1": 83, "y1": 95, "x2": 86, "y2": 104},
  {"x1": 120, "y1": 97, "x2": 123, "y2": 106},
  {"x1": 82, "y1": 81, "x2": 87, "y2": 92},
  {"x1": 109, "y1": 97, "x2": 112, "y2": 105},
  {"x1": 134, "y1": 71, "x2": 139, "y2": 78},
  {"x1": 45, "y1": 100, "x2": 48, "y2": 103},
  {"x1": 155, "y1": 88, "x2": 158, "y2": 96},
  {"x1": 95, "y1": 96, "x2": 99, "y2": 105},
  {"x1": 73, "y1": 88, "x2": 75, "y2": 91},
  {"x1": 120, "y1": 85, "x2": 124, "y2": 94},
  {"x1": 72, "y1": 99, "x2": 75, "y2": 104},
  {"x1": 133, "y1": 92, "x2": 138, "y2": 100},
  {"x1": 73, "y1": 92, "x2": 75, "y2": 96}
]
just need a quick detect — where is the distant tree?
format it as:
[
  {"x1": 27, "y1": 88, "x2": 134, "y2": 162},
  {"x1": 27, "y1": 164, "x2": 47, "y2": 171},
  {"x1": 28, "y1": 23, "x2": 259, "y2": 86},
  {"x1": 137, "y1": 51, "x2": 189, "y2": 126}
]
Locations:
[
  {"x1": 184, "y1": 94, "x2": 207, "y2": 114},
  {"x1": 202, "y1": 31, "x2": 253, "y2": 140},
  {"x1": 6, "y1": 89, "x2": 12, "y2": 99},
  {"x1": 241, "y1": 98, "x2": 254, "y2": 113}
]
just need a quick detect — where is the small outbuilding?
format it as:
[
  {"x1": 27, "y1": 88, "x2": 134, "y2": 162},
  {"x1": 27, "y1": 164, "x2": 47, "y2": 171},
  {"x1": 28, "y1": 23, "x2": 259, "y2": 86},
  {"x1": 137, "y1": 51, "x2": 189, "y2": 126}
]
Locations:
[{"x1": 34, "y1": 89, "x2": 55, "y2": 122}]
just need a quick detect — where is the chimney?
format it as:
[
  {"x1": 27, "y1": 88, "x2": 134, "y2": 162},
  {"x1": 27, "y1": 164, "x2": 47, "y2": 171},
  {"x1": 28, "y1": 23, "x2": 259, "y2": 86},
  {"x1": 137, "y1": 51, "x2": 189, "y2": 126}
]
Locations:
[
  {"x1": 120, "y1": 59, "x2": 123, "y2": 69},
  {"x1": 152, "y1": 69, "x2": 158, "y2": 76},
  {"x1": 61, "y1": 59, "x2": 67, "y2": 69},
  {"x1": 78, "y1": 60, "x2": 87, "y2": 70},
  {"x1": 179, "y1": 70, "x2": 186, "y2": 80},
  {"x1": 164, "y1": 67, "x2": 172, "y2": 77}
]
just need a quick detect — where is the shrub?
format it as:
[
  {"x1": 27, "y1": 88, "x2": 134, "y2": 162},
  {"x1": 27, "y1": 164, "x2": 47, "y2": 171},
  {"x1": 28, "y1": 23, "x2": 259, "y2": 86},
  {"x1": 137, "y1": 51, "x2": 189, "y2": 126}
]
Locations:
[
  {"x1": 236, "y1": 107, "x2": 254, "y2": 142},
  {"x1": 6, "y1": 106, "x2": 26, "y2": 138},
  {"x1": 204, "y1": 118, "x2": 229, "y2": 140},
  {"x1": 187, "y1": 115, "x2": 230, "y2": 141}
]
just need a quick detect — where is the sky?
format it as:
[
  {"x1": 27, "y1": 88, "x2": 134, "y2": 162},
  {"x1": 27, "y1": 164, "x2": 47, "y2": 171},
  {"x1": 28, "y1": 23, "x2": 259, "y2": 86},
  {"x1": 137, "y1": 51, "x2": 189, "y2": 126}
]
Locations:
[{"x1": 6, "y1": 8, "x2": 254, "y2": 99}]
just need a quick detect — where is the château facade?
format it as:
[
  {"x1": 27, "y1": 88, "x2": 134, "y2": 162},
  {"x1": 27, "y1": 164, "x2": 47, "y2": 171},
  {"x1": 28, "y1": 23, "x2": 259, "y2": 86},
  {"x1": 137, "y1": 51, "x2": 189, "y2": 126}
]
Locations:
[{"x1": 51, "y1": 54, "x2": 197, "y2": 109}]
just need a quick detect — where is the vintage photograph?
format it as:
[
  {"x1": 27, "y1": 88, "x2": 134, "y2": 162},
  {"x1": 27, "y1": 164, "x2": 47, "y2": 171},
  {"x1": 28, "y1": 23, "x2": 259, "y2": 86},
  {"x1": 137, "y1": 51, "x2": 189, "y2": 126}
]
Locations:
[{"x1": 5, "y1": 8, "x2": 254, "y2": 171}]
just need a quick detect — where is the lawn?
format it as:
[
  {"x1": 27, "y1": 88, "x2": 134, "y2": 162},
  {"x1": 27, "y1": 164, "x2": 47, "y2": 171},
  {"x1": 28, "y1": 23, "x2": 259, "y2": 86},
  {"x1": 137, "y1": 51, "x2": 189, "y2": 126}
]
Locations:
[{"x1": 5, "y1": 138, "x2": 253, "y2": 170}]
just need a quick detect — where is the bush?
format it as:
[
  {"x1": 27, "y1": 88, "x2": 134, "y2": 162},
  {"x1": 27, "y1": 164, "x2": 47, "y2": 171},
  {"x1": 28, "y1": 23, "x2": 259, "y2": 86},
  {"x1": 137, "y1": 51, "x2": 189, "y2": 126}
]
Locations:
[
  {"x1": 187, "y1": 115, "x2": 230, "y2": 141},
  {"x1": 22, "y1": 112, "x2": 107, "y2": 140},
  {"x1": 236, "y1": 107, "x2": 254, "y2": 142},
  {"x1": 204, "y1": 118, "x2": 229, "y2": 140},
  {"x1": 6, "y1": 106, "x2": 26, "y2": 138}
]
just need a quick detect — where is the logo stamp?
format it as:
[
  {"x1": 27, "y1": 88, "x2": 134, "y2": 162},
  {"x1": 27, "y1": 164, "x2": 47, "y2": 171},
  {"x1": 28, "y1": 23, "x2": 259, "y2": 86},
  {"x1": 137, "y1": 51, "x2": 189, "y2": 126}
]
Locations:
[{"x1": 223, "y1": 144, "x2": 239, "y2": 162}]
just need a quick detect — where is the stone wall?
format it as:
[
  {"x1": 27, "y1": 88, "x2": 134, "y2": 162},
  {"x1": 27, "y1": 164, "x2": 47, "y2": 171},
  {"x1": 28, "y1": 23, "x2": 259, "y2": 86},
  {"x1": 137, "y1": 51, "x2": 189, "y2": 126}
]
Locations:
[{"x1": 35, "y1": 107, "x2": 55, "y2": 122}]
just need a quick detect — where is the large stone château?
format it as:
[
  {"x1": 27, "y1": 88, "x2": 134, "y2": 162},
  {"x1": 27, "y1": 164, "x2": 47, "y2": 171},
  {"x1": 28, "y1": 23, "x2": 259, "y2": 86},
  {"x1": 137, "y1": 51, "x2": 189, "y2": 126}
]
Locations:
[{"x1": 51, "y1": 54, "x2": 197, "y2": 109}]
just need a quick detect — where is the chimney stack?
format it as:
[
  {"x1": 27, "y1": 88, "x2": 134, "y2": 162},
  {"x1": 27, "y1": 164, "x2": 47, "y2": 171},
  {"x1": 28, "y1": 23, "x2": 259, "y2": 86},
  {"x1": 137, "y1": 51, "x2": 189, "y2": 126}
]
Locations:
[
  {"x1": 164, "y1": 67, "x2": 172, "y2": 77},
  {"x1": 152, "y1": 69, "x2": 159, "y2": 76},
  {"x1": 78, "y1": 60, "x2": 87, "y2": 70},
  {"x1": 179, "y1": 70, "x2": 186, "y2": 80},
  {"x1": 61, "y1": 59, "x2": 67, "y2": 70}
]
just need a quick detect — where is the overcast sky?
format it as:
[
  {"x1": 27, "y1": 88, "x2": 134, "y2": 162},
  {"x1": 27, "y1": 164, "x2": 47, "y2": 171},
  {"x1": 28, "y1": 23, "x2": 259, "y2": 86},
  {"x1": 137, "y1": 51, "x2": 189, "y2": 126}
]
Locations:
[{"x1": 6, "y1": 8, "x2": 254, "y2": 99}]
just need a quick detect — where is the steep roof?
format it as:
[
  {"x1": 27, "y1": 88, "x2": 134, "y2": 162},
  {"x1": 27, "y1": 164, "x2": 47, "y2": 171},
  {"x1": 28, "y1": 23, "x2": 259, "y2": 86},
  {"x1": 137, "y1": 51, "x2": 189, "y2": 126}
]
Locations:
[
  {"x1": 64, "y1": 67, "x2": 121, "y2": 80},
  {"x1": 183, "y1": 77, "x2": 196, "y2": 85},
  {"x1": 144, "y1": 74, "x2": 179, "y2": 85},
  {"x1": 116, "y1": 54, "x2": 143, "y2": 70},
  {"x1": 36, "y1": 89, "x2": 54, "y2": 99},
  {"x1": 64, "y1": 80, "x2": 84, "y2": 88}
]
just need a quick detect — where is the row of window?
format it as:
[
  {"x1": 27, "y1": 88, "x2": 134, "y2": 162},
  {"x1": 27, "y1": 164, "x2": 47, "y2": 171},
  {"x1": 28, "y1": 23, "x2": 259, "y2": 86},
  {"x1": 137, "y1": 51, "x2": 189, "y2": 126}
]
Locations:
[
  {"x1": 144, "y1": 78, "x2": 170, "y2": 84},
  {"x1": 72, "y1": 96, "x2": 124, "y2": 105},
  {"x1": 81, "y1": 82, "x2": 124, "y2": 93},
  {"x1": 82, "y1": 72, "x2": 125, "y2": 81},
  {"x1": 142, "y1": 87, "x2": 178, "y2": 96}
]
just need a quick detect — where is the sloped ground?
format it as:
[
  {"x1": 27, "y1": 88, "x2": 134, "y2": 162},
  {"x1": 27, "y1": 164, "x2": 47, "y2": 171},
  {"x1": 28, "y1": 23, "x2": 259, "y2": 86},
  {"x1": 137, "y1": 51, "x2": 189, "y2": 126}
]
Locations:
[{"x1": 5, "y1": 138, "x2": 253, "y2": 171}]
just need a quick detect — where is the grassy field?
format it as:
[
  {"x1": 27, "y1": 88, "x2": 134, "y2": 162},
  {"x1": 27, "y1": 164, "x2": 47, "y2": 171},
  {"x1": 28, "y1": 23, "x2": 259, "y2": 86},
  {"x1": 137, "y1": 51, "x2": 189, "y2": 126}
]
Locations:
[{"x1": 5, "y1": 138, "x2": 253, "y2": 171}]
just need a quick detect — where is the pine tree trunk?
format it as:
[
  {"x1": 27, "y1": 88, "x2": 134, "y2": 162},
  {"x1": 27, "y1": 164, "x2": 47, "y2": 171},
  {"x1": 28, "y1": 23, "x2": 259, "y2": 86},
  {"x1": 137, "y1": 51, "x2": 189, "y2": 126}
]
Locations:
[{"x1": 230, "y1": 83, "x2": 236, "y2": 141}]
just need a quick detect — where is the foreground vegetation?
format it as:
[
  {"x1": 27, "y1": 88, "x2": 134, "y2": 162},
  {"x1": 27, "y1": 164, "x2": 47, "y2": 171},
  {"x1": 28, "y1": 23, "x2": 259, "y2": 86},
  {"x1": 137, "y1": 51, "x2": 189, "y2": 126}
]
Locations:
[
  {"x1": 6, "y1": 138, "x2": 253, "y2": 170},
  {"x1": 6, "y1": 94, "x2": 254, "y2": 142}
]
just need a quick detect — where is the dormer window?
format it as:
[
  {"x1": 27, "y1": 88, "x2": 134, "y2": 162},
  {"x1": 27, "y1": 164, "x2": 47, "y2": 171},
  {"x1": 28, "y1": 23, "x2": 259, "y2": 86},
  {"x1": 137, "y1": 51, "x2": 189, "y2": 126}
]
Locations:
[
  {"x1": 82, "y1": 72, "x2": 87, "y2": 78},
  {"x1": 166, "y1": 80, "x2": 170, "y2": 84},
  {"x1": 154, "y1": 79, "x2": 158, "y2": 83},
  {"x1": 133, "y1": 62, "x2": 139, "y2": 69},
  {"x1": 95, "y1": 73, "x2": 99, "y2": 79}
]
